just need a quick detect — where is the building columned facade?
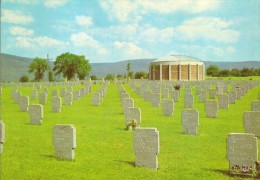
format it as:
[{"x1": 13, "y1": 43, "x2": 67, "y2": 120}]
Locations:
[{"x1": 149, "y1": 55, "x2": 205, "y2": 81}]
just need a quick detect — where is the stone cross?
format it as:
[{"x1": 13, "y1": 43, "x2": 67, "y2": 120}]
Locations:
[
  {"x1": 134, "y1": 128, "x2": 159, "y2": 170},
  {"x1": 53, "y1": 124, "x2": 76, "y2": 160}
]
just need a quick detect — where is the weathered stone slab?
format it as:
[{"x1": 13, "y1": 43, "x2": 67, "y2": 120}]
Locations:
[
  {"x1": 162, "y1": 88, "x2": 169, "y2": 99},
  {"x1": 218, "y1": 94, "x2": 229, "y2": 109},
  {"x1": 198, "y1": 91, "x2": 206, "y2": 103},
  {"x1": 92, "y1": 92, "x2": 100, "y2": 106},
  {"x1": 205, "y1": 100, "x2": 218, "y2": 118},
  {"x1": 184, "y1": 94, "x2": 194, "y2": 108},
  {"x1": 171, "y1": 90, "x2": 179, "y2": 102},
  {"x1": 53, "y1": 124, "x2": 76, "y2": 160},
  {"x1": 52, "y1": 89, "x2": 59, "y2": 97},
  {"x1": 29, "y1": 104, "x2": 43, "y2": 125},
  {"x1": 209, "y1": 89, "x2": 217, "y2": 99},
  {"x1": 31, "y1": 89, "x2": 37, "y2": 100},
  {"x1": 162, "y1": 100, "x2": 174, "y2": 116},
  {"x1": 0, "y1": 120, "x2": 5, "y2": 154},
  {"x1": 243, "y1": 111, "x2": 260, "y2": 137},
  {"x1": 223, "y1": 85, "x2": 229, "y2": 93},
  {"x1": 60, "y1": 88, "x2": 66, "y2": 97},
  {"x1": 122, "y1": 98, "x2": 134, "y2": 114},
  {"x1": 151, "y1": 93, "x2": 161, "y2": 107},
  {"x1": 227, "y1": 133, "x2": 258, "y2": 174},
  {"x1": 125, "y1": 107, "x2": 141, "y2": 129},
  {"x1": 134, "y1": 128, "x2": 159, "y2": 170},
  {"x1": 52, "y1": 96, "x2": 62, "y2": 112},
  {"x1": 251, "y1": 101, "x2": 260, "y2": 111},
  {"x1": 182, "y1": 110, "x2": 199, "y2": 135},
  {"x1": 65, "y1": 92, "x2": 73, "y2": 106},
  {"x1": 73, "y1": 90, "x2": 80, "y2": 100},
  {"x1": 20, "y1": 96, "x2": 29, "y2": 112},
  {"x1": 39, "y1": 92, "x2": 47, "y2": 105},
  {"x1": 228, "y1": 91, "x2": 237, "y2": 104}
]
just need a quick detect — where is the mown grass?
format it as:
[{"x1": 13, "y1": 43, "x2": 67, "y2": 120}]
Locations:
[{"x1": 0, "y1": 81, "x2": 260, "y2": 180}]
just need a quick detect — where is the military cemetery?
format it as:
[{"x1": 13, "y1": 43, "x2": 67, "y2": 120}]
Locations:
[{"x1": 1, "y1": 1, "x2": 260, "y2": 179}]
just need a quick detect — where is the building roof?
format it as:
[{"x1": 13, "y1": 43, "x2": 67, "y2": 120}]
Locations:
[{"x1": 153, "y1": 55, "x2": 202, "y2": 63}]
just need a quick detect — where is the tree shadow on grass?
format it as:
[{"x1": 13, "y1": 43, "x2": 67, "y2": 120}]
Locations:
[{"x1": 114, "y1": 160, "x2": 135, "y2": 167}]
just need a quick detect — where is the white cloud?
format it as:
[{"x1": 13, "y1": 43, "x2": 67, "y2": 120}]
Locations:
[
  {"x1": 175, "y1": 17, "x2": 240, "y2": 43},
  {"x1": 5, "y1": 0, "x2": 39, "y2": 5},
  {"x1": 75, "y1": 15, "x2": 93, "y2": 27},
  {"x1": 1, "y1": 9, "x2": 34, "y2": 25},
  {"x1": 140, "y1": 25, "x2": 174, "y2": 43},
  {"x1": 70, "y1": 32, "x2": 108, "y2": 57},
  {"x1": 114, "y1": 41, "x2": 153, "y2": 59},
  {"x1": 9, "y1": 26, "x2": 34, "y2": 36},
  {"x1": 44, "y1": 0, "x2": 69, "y2": 8},
  {"x1": 99, "y1": 0, "x2": 219, "y2": 22},
  {"x1": 14, "y1": 36, "x2": 68, "y2": 48},
  {"x1": 99, "y1": 0, "x2": 139, "y2": 23}
]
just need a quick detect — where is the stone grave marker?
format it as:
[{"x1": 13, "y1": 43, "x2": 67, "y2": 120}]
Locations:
[
  {"x1": 0, "y1": 120, "x2": 5, "y2": 154},
  {"x1": 125, "y1": 107, "x2": 141, "y2": 129},
  {"x1": 223, "y1": 85, "x2": 229, "y2": 93},
  {"x1": 43, "y1": 87, "x2": 48, "y2": 95},
  {"x1": 251, "y1": 101, "x2": 260, "y2": 111},
  {"x1": 39, "y1": 92, "x2": 47, "y2": 105},
  {"x1": 65, "y1": 92, "x2": 73, "y2": 106},
  {"x1": 20, "y1": 96, "x2": 29, "y2": 112},
  {"x1": 31, "y1": 89, "x2": 37, "y2": 100},
  {"x1": 53, "y1": 124, "x2": 76, "y2": 160},
  {"x1": 29, "y1": 104, "x2": 43, "y2": 125},
  {"x1": 162, "y1": 88, "x2": 169, "y2": 99},
  {"x1": 52, "y1": 96, "x2": 62, "y2": 112},
  {"x1": 181, "y1": 109, "x2": 199, "y2": 135},
  {"x1": 171, "y1": 90, "x2": 179, "y2": 102},
  {"x1": 209, "y1": 89, "x2": 217, "y2": 99},
  {"x1": 52, "y1": 89, "x2": 59, "y2": 97},
  {"x1": 205, "y1": 100, "x2": 218, "y2": 118},
  {"x1": 227, "y1": 133, "x2": 258, "y2": 175},
  {"x1": 151, "y1": 93, "x2": 161, "y2": 107},
  {"x1": 198, "y1": 91, "x2": 206, "y2": 103},
  {"x1": 80, "y1": 88, "x2": 85, "y2": 98},
  {"x1": 134, "y1": 128, "x2": 159, "y2": 170},
  {"x1": 162, "y1": 100, "x2": 174, "y2": 116},
  {"x1": 67, "y1": 87, "x2": 73, "y2": 93},
  {"x1": 229, "y1": 91, "x2": 237, "y2": 104},
  {"x1": 184, "y1": 94, "x2": 194, "y2": 108},
  {"x1": 243, "y1": 111, "x2": 260, "y2": 137},
  {"x1": 122, "y1": 98, "x2": 134, "y2": 115},
  {"x1": 218, "y1": 94, "x2": 229, "y2": 109},
  {"x1": 73, "y1": 90, "x2": 80, "y2": 100},
  {"x1": 92, "y1": 92, "x2": 100, "y2": 106},
  {"x1": 60, "y1": 88, "x2": 66, "y2": 97}
]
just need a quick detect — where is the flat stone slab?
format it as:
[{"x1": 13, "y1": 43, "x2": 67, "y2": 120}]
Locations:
[
  {"x1": 243, "y1": 111, "x2": 260, "y2": 137},
  {"x1": 227, "y1": 133, "x2": 258, "y2": 174},
  {"x1": 134, "y1": 128, "x2": 159, "y2": 170},
  {"x1": 29, "y1": 104, "x2": 43, "y2": 125},
  {"x1": 182, "y1": 109, "x2": 199, "y2": 135}
]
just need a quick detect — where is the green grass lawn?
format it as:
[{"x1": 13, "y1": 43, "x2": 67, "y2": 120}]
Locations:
[{"x1": 1, "y1": 81, "x2": 260, "y2": 179}]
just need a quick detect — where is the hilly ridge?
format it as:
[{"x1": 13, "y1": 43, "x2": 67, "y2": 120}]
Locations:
[{"x1": 0, "y1": 53, "x2": 259, "y2": 82}]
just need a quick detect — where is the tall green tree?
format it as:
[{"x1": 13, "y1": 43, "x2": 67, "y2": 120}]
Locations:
[
  {"x1": 105, "y1": 73, "x2": 114, "y2": 81},
  {"x1": 53, "y1": 52, "x2": 91, "y2": 80},
  {"x1": 126, "y1": 62, "x2": 131, "y2": 76},
  {"x1": 28, "y1": 57, "x2": 49, "y2": 81},
  {"x1": 206, "y1": 65, "x2": 219, "y2": 77}
]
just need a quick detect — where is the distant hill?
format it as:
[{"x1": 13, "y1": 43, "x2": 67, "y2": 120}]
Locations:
[{"x1": 0, "y1": 53, "x2": 259, "y2": 82}]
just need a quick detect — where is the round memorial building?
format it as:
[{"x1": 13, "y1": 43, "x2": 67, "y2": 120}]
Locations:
[{"x1": 149, "y1": 55, "x2": 205, "y2": 81}]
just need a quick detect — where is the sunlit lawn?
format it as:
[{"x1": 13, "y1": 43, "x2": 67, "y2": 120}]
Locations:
[{"x1": 1, "y1": 80, "x2": 260, "y2": 179}]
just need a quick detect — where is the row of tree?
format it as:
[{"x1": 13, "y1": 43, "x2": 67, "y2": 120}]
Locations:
[
  {"x1": 20, "y1": 52, "x2": 91, "y2": 82},
  {"x1": 206, "y1": 65, "x2": 260, "y2": 77}
]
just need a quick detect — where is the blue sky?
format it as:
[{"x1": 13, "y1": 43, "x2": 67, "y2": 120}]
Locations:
[{"x1": 1, "y1": 0, "x2": 260, "y2": 63}]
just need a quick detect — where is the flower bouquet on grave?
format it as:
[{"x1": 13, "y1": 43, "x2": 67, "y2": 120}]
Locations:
[
  {"x1": 230, "y1": 164, "x2": 258, "y2": 177},
  {"x1": 126, "y1": 119, "x2": 138, "y2": 131}
]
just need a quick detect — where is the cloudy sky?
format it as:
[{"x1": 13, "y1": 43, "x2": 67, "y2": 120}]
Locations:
[{"x1": 1, "y1": 0, "x2": 260, "y2": 63}]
